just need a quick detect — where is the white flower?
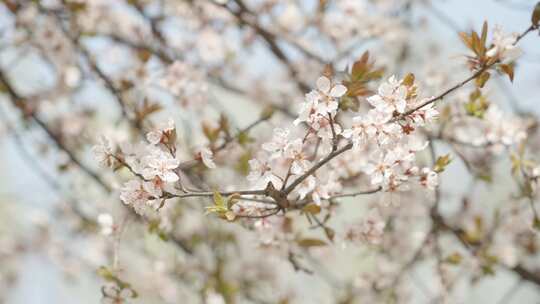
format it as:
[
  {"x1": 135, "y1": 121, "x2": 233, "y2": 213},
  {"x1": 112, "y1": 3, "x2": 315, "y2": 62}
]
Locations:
[
  {"x1": 296, "y1": 175, "x2": 317, "y2": 199},
  {"x1": 363, "y1": 151, "x2": 398, "y2": 186},
  {"x1": 247, "y1": 158, "x2": 283, "y2": 189},
  {"x1": 294, "y1": 76, "x2": 347, "y2": 126},
  {"x1": 360, "y1": 209, "x2": 386, "y2": 245},
  {"x1": 63, "y1": 65, "x2": 81, "y2": 88},
  {"x1": 141, "y1": 150, "x2": 180, "y2": 182},
  {"x1": 158, "y1": 61, "x2": 208, "y2": 108},
  {"x1": 315, "y1": 76, "x2": 347, "y2": 114},
  {"x1": 312, "y1": 172, "x2": 342, "y2": 205},
  {"x1": 532, "y1": 166, "x2": 540, "y2": 179},
  {"x1": 205, "y1": 291, "x2": 226, "y2": 304},
  {"x1": 284, "y1": 138, "x2": 311, "y2": 175},
  {"x1": 484, "y1": 106, "x2": 526, "y2": 147},
  {"x1": 420, "y1": 167, "x2": 438, "y2": 190},
  {"x1": 316, "y1": 119, "x2": 342, "y2": 140},
  {"x1": 146, "y1": 118, "x2": 176, "y2": 145},
  {"x1": 407, "y1": 136, "x2": 429, "y2": 152},
  {"x1": 294, "y1": 91, "x2": 319, "y2": 126},
  {"x1": 120, "y1": 180, "x2": 150, "y2": 206},
  {"x1": 377, "y1": 121, "x2": 402, "y2": 146},
  {"x1": 97, "y1": 213, "x2": 114, "y2": 236},
  {"x1": 143, "y1": 178, "x2": 164, "y2": 199},
  {"x1": 92, "y1": 135, "x2": 115, "y2": 167},
  {"x1": 344, "y1": 209, "x2": 386, "y2": 245},
  {"x1": 199, "y1": 147, "x2": 216, "y2": 169},
  {"x1": 342, "y1": 113, "x2": 379, "y2": 149},
  {"x1": 119, "y1": 179, "x2": 163, "y2": 214},
  {"x1": 262, "y1": 128, "x2": 290, "y2": 159},
  {"x1": 197, "y1": 28, "x2": 226, "y2": 64},
  {"x1": 277, "y1": 3, "x2": 303, "y2": 32},
  {"x1": 486, "y1": 25, "x2": 521, "y2": 62},
  {"x1": 367, "y1": 76, "x2": 407, "y2": 114}
]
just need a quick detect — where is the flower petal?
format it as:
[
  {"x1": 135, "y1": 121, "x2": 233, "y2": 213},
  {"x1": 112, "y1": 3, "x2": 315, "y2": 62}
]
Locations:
[
  {"x1": 329, "y1": 84, "x2": 347, "y2": 97},
  {"x1": 316, "y1": 76, "x2": 331, "y2": 93}
]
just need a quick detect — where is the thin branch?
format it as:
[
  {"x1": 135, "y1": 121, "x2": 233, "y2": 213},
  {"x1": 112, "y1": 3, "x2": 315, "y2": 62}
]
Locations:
[
  {"x1": 327, "y1": 187, "x2": 382, "y2": 199},
  {"x1": 219, "y1": 0, "x2": 311, "y2": 92},
  {"x1": 42, "y1": 6, "x2": 145, "y2": 136},
  {"x1": 0, "y1": 68, "x2": 111, "y2": 192},
  {"x1": 0, "y1": 67, "x2": 195, "y2": 255},
  {"x1": 168, "y1": 189, "x2": 267, "y2": 199},
  {"x1": 284, "y1": 141, "x2": 353, "y2": 194},
  {"x1": 398, "y1": 24, "x2": 536, "y2": 119}
]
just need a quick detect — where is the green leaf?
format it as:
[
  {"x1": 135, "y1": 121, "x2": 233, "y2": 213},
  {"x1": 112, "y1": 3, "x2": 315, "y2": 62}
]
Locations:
[
  {"x1": 97, "y1": 266, "x2": 115, "y2": 282},
  {"x1": 148, "y1": 219, "x2": 169, "y2": 241},
  {"x1": 434, "y1": 154, "x2": 452, "y2": 173},
  {"x1": 235, "y1": 150, "x2": 252, "y2": 175},
  {"x1": 510, "y1": 153, "x2": 522, "y2": 176},
  {"x1": 533, "y1": 217, "x2": 540, "y2": 231},
  {"x1": 477, "y1": 173, "x2": 493, "y2": 183},
  {"x1": 302, "y1": 203, "x2": 321, "y2": 215},
  {"x1": 465, "y1": 90, "x2": 490, "y2": 118},
  {"x1": 297, "y1": 238, "x2": 327, "y2": 247},
  {"x1": 237, "y1": 131, "x2": 253, "y2": 146},
  {"x1": 444, "y1": 252, "x2": 463, "y2": 265},
  {"x1": 205, "y1": 191, "x2": 236, "y2": 221},
  {"x1": 475, "y1": 71, "x2": 490, "y2": 88},
  {"x1": 213, "y1": 191, "x2": 225, "y2": 208},
  {"x1": 260, "y1": 106, "x2": 275, "y2": 120},
  {"x1": 205, "y1": 192, "x2": 228, "y2": 215},
  {"x1": 402, "y1": 73, "x2": 415, "y2": 87}
]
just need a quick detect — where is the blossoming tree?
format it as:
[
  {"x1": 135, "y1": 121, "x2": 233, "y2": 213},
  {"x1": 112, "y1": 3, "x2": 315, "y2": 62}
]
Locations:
[{"x1": 1, "y1": 0, "x2": 540, "y2": 303}]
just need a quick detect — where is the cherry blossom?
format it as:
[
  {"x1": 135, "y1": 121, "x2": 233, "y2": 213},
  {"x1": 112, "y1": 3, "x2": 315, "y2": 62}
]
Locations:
[
  {"x1": 199, "y1": 147, "x2": 216, "y2": 169},
  {"x1": 486, "y1": 25, "x2": 521, "y2": 61},
  {"x1": 141, "y1": 150, "x2": 180, "y2": 182},
  {"x1": 2, "y1": 2, "x2": 540, "y2": 303},
  {"x1": 146, "y1": 119, "x2": 176, "y2": 146},
  {"x1": 344, "y1": 209, "x2": 386, "y2": 245},
  {"x1": 262, "y1": 128, "x2": 290, "y2": 159},
  {"x1": 247, "y1": 157, "x2": 283, "y2": 189},
  {"x1": 294, "y1": 76, "x2": 347, "y2": 127},
  {"x1": 119, "y1": 180, "x2": 151, "y2": 207},
  {"x1": 97, "y1": 213, "x2": 114, "y2": 236},
  {"x1": 315, "y1": 76, "x2": 347, "y2": 114},
  {"x1": 92, "y1": 135, "x2": 115, "y2": 167},
  {"x1": 367, "y1": 76, "x2": 408, "y2": 114},
  {"x1": 284, "y1": 138, "x2": 311, "y2": 175}
]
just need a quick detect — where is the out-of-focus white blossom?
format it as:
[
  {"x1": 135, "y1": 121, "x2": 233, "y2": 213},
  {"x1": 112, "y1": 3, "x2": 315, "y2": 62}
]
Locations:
[
  {"x1": 247, "y1": 157, "x2": 283, "y2": 189},
  {"x1": 146, "y1": 119, "x2": 176, "y2": 146},
  {"x1": 344, "y1": 209, "x2": 386, "y2": 245},
  {"x1": 97, "y1": 213, "x2": 114, "y2": 236},
  {"x1": 486, "y1": 25, "x2": 521, "y2": 62},
  {"x1": 199, "y1": 147, "x2": 216, "y2": 169},
  {"x1": 92, "y1": 136, "x2": 115, "y2": 167},
  {"x1": 158, "y1": 61, "x2": 208, "y2": 108},
  {"x1": 262, "y1": 128, "x2": 290, "y2": 159}
]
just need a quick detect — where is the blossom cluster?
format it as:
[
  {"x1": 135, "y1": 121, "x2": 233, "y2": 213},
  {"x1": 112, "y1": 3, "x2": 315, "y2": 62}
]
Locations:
[
  {"x1": 157, "y1": 61, "x2": 209, "y2": 109},
  {"x1": 448, "y1": 96, "x2": 528, "y2": 153},
  {"x1": 92, "y1": 120, "x2": 215, "y2": 215},
  {"x1": 247, "y1": 74, "x2": 439, "y2": 210}
]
